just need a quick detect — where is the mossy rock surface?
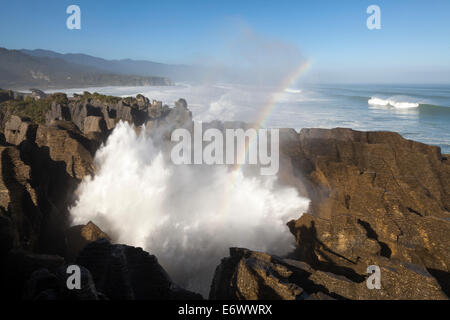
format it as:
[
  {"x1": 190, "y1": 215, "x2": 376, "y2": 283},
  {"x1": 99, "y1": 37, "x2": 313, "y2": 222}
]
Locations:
[{"x1": 0, "y1": 93, "x2": 68, "y2": 124}]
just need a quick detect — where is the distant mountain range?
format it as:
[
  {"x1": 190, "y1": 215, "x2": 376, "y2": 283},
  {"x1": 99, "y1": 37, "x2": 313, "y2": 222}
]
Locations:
[
  {"x1": 0, "y1": 47, "x2": 205, "y2": 90},
  {"x1": 20, "y1": 48, "x2": 205, "y2": 81}
]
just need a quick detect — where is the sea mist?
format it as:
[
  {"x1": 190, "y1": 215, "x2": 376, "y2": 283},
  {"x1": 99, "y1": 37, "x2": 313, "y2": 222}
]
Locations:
[{"x1": 70, "y1": 121, "x2": 309, "y2": 296}]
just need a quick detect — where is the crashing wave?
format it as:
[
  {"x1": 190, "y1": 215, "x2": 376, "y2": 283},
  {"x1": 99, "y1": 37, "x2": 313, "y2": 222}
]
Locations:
[
  {"x1": 70, "y1": 121, "x2": 310, "y2": 295},
  {"x1": 284, "y1": 88, "x2": 302, "y2": 94},
  {"x1": 368, "y1": 97, "x2": 419, "y2": 109}
]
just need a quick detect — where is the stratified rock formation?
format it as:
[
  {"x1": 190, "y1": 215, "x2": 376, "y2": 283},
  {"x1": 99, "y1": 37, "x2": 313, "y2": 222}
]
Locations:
[
  {"x1": 0, "y1": 90, "x2": 196, "y2": 300},
  {"x1": 0, "y1": 90, "x2": 448, "y2": 300},
  {"x1": 210, "y1": 248, "x2": 447, "y2": 300},
  {"x1": 76, "y1": 239, "x2": 202, "y2": 300},
  {"x1": 0, "y1": 115, "x2": 96, "y2": 257},
  {"x1": 66, "y1": 221, "x2": 111, "y2": 262},
  {"x1": 209, "y1": 127, "x2": 449, "y2": 300},
  {"x1": 283, "y1": 128, "x2": 450, "y2": 298}
]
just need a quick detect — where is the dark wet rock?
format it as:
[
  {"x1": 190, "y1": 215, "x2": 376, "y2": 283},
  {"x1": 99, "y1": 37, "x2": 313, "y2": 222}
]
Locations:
[
  {"x1": 0, "y1": 146, "x2": 41, "y2": 253},
  {"x1": 0, "y1": 116, "x2": 99, "y2": 259},
  {"x1": 136, "y1": 94, "x2": 149, "y2": 109},
  {"x1": 25, "y1": 268, "x2": 60, "y2": 300},
  {"x1": 25, "y1": 265, "x2": 101, "y2": 300},
  {"x1": 0, "y1": 250, "x2": 65, "y2": 299},
  {"x1": 76, "y1": 239, "x2": 203, "y2": 300},
  {"x1": 0, "y1": 89, "x2": 14, "y2": 103}
]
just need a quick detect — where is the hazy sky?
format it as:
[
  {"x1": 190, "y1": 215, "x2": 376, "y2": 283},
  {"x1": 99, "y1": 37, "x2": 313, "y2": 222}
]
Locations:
[{"x1": 1, "y1": 0, "x2": 449, "y2": 83}]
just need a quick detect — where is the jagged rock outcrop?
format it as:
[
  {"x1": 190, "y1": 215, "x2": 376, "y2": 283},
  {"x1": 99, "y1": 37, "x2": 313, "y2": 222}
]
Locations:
[
  {"x1": 210, "y1": 248, "x2": 310, "y2": 300},
  {"x1": 0, "y1": 146, "x2": 41, "y2": 254},
  {"x1": 25, "y1": 264, "x2": 101, "y2": 300},
  {"x1": 1, "y1": 90, "x2": 186, "y2": 141},
  {"x1": 30, "y1": 89, "x2": 46, "y2": 100},
  {"x1": 83, "y1": 116, "x2": 107, "y2": 135},
  {"x1": 36, "y1": 121, "x2": 96, "y2": 180},
  {"x1": 0, "y1": 88, "x2": 27, "y2": 104},
  {"x1": 1, "y1": 235, "x2": 202, "y2": 300},
  {"x1": 0, "y1": 115, "x2": 98, "y2": 259},
  {"x1": 4, "y1": 115, "x2": 37, "y2": 145},
  {"x1": 0, "y1": 250, "x2": 65, "y2": 299},
  {"x1": 76, "y1": 239, "x2": 203, "y2": 300},
  {"x1": 280, "y1": 128, "x2": 450, "y2": 298},
  {"x1": 146, "y1": 98, "x2": 192, "y2": 134},
  {"x1": 210, "y1": 247, "x2": 447, "y2": 300},
  {"x1": 2, "y1": 238, "x2": 200, "y2": 300},
  {"x1": 0, "y1": 91, "x2": 200, "y2": 301},
  {"x1": 1, "y1": 90, "x2": 449, "y2": 300},
  {"x1": 46, "y1": 92, "x2": 172, "y2": 136},
  {"x1": 0, "y1": 89, "x2": 13, "y2": 103},
  {"x1": 34, "y1": 121, "x2": 95, "y2": 180},
  {"x1": 66, "y1": 221, "x2": 110, "y2": 262}
]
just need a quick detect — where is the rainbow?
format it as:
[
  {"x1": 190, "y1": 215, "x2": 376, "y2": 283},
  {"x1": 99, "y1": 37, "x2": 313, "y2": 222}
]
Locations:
[
  {"x1": 219, "y1": 59, "x2": 312, "y2": 217},
  {"x1": 242, "y1": 59, "x2": 313, "y2": 165},
  {"x1": 255, "y1": 59, "x2": 312, "y2": 128}
]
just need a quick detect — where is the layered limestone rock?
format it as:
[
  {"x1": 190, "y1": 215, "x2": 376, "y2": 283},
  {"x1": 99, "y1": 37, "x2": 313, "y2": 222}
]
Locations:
[
  {"x1": 83, "y1": 116, "x2": 107, "y2": 135},
  {"x1": 1, "y1": 91, "x2": 449, "y2": 300},
  {"x1": 4, "y1": 115, "x2": 37, "y2": 145},
  {"x1": 66, "y1": 221, "x2": 110, "y2": 262},
  {"x1": 280, "y1": 128, "x2": 450, "y2": 299},
  {"x1": 0, "y1": 115, "x2": 97, "y2": 259},
  {"x1": 210, "y1": 248, "x2": 310, "y2": 300},
  {"x1": 1, "y1": 250, "x2": 66, "y2": 299},
  {"x1": 25, "y1": 264, "x2": 101, "y2": 300},
  {"x1": 0, "y1": 146, "x2": 41, "y2": 254},
  {"x1": 35, "y1": 121, "x2": 95, "y2": 180},
  {"x1": 45, "y1": 92, "x2": 172, "y2": 136},
  {"x1": 1, "y1": 240, "x2": 201, "y2": 300},
  {"x1": 210, "y1": 248, "x2": 447, "y2": 300},
  {"x1": 76, "y1": 239, "x2": 202, "y2": 300},
  {"x1": 0, "y1": 92, "x2": 199, "y2": 300}
]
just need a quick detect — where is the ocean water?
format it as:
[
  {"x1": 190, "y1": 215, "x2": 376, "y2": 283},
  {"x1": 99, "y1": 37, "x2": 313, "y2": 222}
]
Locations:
[{"x1": 53, "y1": 83, "x2": 450, "y2": 153}]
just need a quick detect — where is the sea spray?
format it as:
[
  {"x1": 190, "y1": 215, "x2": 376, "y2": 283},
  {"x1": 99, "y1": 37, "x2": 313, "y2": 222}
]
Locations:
[
  {"x1": 70, "y1": 121, "x2": 310, "y2": 295},
  {"x1": 368, "y1": 96, "x2": 420, "y2": 109}
]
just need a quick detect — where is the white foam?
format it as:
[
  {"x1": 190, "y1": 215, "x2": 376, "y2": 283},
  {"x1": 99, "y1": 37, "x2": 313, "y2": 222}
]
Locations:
[
  {"x1": 284, "y1": 88, "x2": 302, "y2": 94},
  {"x1": 70, "y1": 121, "x2": 309, "y2": 296},
  {"x1": 368, "y1": 96, "x2": 420, "y2": 109}
]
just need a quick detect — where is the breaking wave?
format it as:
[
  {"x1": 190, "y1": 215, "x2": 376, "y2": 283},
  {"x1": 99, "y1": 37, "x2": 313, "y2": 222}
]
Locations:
[
  {"x1": 284, "y1": 88, "x2": 302, "y2": 94},
  {"x1": 368, "y1": 96, "x2": 420, "y2": 109},
  {"x1": 70, "y1": 121, "x2": 310, "y2": 296}
]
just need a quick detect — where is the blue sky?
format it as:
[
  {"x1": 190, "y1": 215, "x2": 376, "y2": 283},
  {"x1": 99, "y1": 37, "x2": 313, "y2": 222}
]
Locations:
[{"x1": 0, "y1": 0, "x2": 449, "y2": 83}]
